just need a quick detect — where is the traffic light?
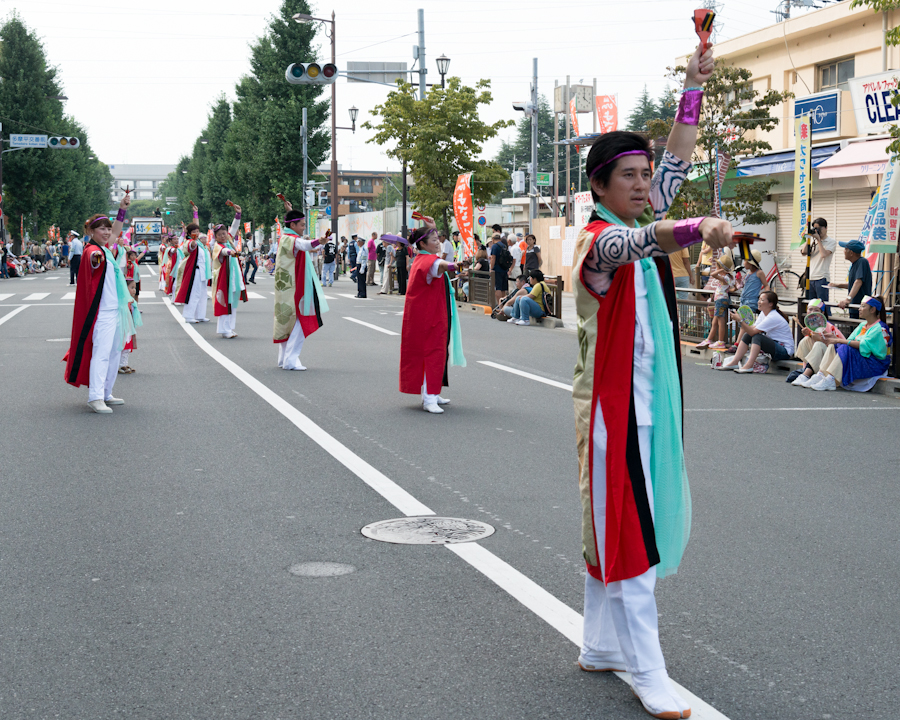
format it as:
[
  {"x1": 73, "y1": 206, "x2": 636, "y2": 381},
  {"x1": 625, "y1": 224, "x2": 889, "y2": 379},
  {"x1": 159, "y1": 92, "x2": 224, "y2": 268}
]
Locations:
[
  {"x1": 305, "y1": 189, "x2": 316, "y2": 207},
  {"x1": 285, "y1": 62, "x2": 338, "y2": 85},
  {"x1": 48, "y1": 136, "x2": 80, "y2": 149},
  {"x1": 318, "y1": 190, "x2": 328, "y2": 206}
]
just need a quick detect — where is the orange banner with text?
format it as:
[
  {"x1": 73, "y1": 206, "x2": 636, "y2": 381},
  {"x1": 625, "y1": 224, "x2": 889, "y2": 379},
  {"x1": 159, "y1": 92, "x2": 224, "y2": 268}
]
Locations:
[
  {"x1": 453, "y1": 173, "x2": 475, "y2": 258},
  {"x1": 569, "y1": 97, "x2": 581, "y2": 151},
  {"x1": 596, "y1": 95, "x2": 618, "y2": 133}
]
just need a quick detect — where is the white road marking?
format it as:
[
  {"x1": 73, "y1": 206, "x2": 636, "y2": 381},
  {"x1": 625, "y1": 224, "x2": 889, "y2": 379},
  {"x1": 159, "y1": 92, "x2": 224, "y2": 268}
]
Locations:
[
  {"x1": 162, "y1": 298, "x2": 432, "y2": 515},
  {"x1": 21, "y1": 278, "x2": 35, "y2": 281},
  {"x1": 144, "y1": 266, "x2": 157, "y2": 276},
  {"x1": 686, "y1": 406, "x2": 900, "y2": 412},
  {"x1": 0, "y1": 293, "x2": 13, "y2": 302},
  {"x1": 162, "y1": 297, "x2": 728, "y2": 719},
  {"x1": 141, "y1": 291, "x2": 156, "y2": 299},
  {"x1": 44, "y1": 276, "x2": 61, "y2": 280},
  {"x1": 207, "y1": 290, "x2": 212, "y2": 298},
  {"x1": 46, "y1": 338, "x2": 69, "y2": 342},
  {"x1": 478, "y1": 360, "x2": 573, "y2": 392},
  {"x1": 62, "y1": 292, "x2": 76, "y2": 300},
  {"x1": 247, "y1": 291, "x2": 267, "y2": 299},
  {"x1": 0, "y1": 305, "x2": 29, "y2": 327},
  {"x1": 321, "y1": 294, "x2": 337, "y2": 300},
  {"x1": 342, "y1": 317, "x2": 399, "y2": 336},
  {"x1": 23, "y1": 293, "x2": 50, "y2": 301},
  {"x1": 338, "y1": 293, "x2": 359, "y2": 299}
]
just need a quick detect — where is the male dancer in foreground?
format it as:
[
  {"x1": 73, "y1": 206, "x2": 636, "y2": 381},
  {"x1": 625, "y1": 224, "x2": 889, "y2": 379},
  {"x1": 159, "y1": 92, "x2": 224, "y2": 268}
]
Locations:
[{"x1": 572, "y1": 44, "x2": 734, "y2": 719}]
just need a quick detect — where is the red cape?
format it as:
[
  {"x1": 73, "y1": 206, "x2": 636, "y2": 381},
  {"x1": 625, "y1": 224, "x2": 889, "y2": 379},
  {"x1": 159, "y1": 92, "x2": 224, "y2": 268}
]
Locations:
[
  {"x1": 294, "y1": 245, "x2": 323, "y2": 338},
  {"x1": 581, "y1": 220, "x2": 682, "y2": 584},
  {"x1": 173, "y1": 244, "x2": 200, "y2": 304},
  {"x1": 213, "y1": 244, "x2": 248, "y2": 316},
  {"x1": 63, "y1": 243, "x2": 107, "y2": 387},
  {"x1": 399, "y1": 253, "x2": 450, "y2": 395}
]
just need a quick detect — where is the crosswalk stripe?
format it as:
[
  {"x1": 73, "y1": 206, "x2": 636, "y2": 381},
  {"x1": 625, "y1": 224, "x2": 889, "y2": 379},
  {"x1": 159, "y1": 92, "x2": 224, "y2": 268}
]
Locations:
[
  {"x1": 0, "y1": 294, "x2": 13, "y2": 302},
  {"x1": 141, "y1": 291, "x2": 156, "y2": 299},
  {"x1": 247, "y1": 291, "x2": 266, "y2": 299},
  {"x1": 62, "y1": 292, "x2": 76, "y2": 300},
  {"x1": 23, "y1": 293, "x2": 50, "y2": 301},
  {"x1": 338, "y1": 293, "x2": 358, "y2": 299}
]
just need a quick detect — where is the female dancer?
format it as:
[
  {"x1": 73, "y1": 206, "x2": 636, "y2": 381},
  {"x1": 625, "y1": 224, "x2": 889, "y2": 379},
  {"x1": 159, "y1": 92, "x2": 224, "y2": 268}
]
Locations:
[{"x1": 211, "y1": 203, "x2": 246, "y2": 338}]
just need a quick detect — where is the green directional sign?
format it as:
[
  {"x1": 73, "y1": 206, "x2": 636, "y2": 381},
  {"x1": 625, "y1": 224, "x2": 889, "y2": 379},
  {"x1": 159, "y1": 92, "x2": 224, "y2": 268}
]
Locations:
[{"x1": 536, "y1": 172, "x2": 552, "y2": 187}]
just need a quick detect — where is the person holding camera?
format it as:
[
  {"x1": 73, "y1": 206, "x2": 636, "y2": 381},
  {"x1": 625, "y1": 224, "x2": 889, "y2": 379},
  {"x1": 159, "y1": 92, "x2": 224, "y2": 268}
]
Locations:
[{"x1": 799, "y1": 217, "x2": 835, "y2": 316}]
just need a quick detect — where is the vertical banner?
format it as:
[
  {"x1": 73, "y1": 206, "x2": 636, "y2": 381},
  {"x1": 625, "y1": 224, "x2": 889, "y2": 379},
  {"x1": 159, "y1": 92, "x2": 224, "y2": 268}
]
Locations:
[
  {"x1": 20, "y1": 214, "x2": 24, "y2": 242},
  {"x1": 453, "y1": 173, "x2": 475, "y2": 258},
  {"x1": 569, "y1": 97, "x2": 581, "y2": 151},
  {"x1": 595, "y1": 95, "x2": 618, "y2": 133},
  {"x1": 308, "y1": 209, "x2": 319, "y2": 238},
  {"x1": 243, "y1": 221, "x2": 251, "y2": 235},
  {"x1": 856, "y1": 188, "x2": 880, "y2": 270},
  {"x1": 791, "y1": 114, "x2": 812, "y2": 250},
  {"x1": 275, "y1": 217, "x2": 282, "y2": 249},
  {"x1": 868, "y1": 159, "x2": 900, "y2": 254}
]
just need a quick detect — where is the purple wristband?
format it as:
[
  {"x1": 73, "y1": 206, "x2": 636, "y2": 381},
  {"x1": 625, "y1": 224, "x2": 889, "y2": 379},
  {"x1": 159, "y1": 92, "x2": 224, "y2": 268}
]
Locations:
[
  {"x1": 235, "y1": 211, "x2": 241, "y2": 220},
  {"x1": 115, "y1": 208, "x2": 126, "y2": 222},
  {"x1": 193, "y1": 210, "x2": 199, "y2": 220},
  {"x1": 447, "y1": 262, "x2": 458, "y2": 272},
  {"x1": 310, "y1": 239, "x2": 321, "y2": 248},
  {"x1": 673, "y1": 217, "x2": 705, "y2": 248},
  {"x1": 675, "y1": 89, "x2": 703, "y2": 126}
]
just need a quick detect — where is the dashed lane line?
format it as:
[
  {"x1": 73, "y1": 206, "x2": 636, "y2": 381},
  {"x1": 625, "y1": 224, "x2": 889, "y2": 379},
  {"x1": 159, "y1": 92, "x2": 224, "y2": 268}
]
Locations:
[
  {"x1": 342, "y1": 316, "x2": 399, "y2": 336},
  {"x1": 162, "y1": 297, "x2": 728, "y2": 720},
  {"x1": 478, "y1": 360, "x2": 573, "y2": 392}
]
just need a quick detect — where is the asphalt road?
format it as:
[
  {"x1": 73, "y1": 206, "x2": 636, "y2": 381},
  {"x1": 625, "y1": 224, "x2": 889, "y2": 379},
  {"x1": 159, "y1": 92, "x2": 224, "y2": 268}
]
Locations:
[{"x1": 1, "y1": 267, "x2": 898, "y2": 720}]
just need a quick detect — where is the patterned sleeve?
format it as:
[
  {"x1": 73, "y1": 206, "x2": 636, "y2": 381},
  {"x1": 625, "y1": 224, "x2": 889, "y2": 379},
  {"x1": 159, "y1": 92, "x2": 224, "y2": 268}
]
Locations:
[{"x1": 581, "y1": 151, "x2": 692, "y2": 298}]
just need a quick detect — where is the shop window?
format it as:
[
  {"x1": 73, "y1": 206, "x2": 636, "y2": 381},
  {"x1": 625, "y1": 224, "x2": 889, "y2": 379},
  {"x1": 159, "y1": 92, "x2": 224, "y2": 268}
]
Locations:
[{"x1": 818, "y1": 58, "x2": 854, "y2": 92}]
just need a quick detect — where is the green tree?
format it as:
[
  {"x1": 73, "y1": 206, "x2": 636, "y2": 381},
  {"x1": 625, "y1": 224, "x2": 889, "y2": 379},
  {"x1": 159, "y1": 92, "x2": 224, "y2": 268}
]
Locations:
[
  {"x1": 371, "y1": 174, "x2": 403, "y2": 211},
  {"x1": 850, "y1": 1, "x2": 900, "y2": 159},
  {"x1": 626, "y1": 85, "x2": 659, "y2": 132},
  {"x1": 494, "y1": 94, "x2": 561, "y2": 198},
  {"x1": 221, "y1": 0, "x2": 330, "y2": 227},
  {"x1": 364, "y1": 78, "x2": 512, "y2": 234},
  {"x1": 0, "y1": 14, "x2": 111, "y2": 247},
  {"x1": 647, "y1": 63, "x2": 793, "y2": 225}
]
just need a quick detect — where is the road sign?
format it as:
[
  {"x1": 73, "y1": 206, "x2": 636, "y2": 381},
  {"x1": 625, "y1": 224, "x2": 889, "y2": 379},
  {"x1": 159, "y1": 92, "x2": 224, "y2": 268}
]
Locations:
[
  {"x1": 10, "y1": 134, "x2": 48, "y2": 149},
  {"x1": 477, "y1": 204, "x2": 486, "y2": 212},
  {"x1": 325, "y1": 205, "x2": 331, "y2": 216},
  {"x1": 477, "y1": 216, "x2": 486, "y2": 226},
  {"x1": 165, "y1": 197, "x2": 177, "y2": 203},
  {"x1": 536, "y1": 172, "x2": 553, "y2": 187}
]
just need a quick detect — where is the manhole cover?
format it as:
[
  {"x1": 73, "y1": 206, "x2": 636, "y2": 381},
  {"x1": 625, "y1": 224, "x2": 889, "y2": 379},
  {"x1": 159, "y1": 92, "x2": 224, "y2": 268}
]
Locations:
[
  {"x1": 361, "y1": 517, "x2": 495, "y2": 545},
  {"x1": 288, "y1": 562, "x2": 356, "y2": 578}
]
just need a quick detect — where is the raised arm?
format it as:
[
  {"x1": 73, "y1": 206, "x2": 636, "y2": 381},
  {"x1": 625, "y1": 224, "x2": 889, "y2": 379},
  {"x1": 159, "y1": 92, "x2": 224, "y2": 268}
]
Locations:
[
  {"x1": 111, "y1": 194, "x2": 131, "y2": 239},
  {"x1": 665, "y1": 44, "x2": 714, "y2": 165},
  {"x1": 229, "y1": 203, "x2": 242, "y2": 238}
]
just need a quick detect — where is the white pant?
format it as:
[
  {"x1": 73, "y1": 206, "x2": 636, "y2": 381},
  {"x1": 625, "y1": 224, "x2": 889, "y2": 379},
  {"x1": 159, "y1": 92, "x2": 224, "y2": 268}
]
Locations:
[
  {"x1": 582, "y1": 423, "x2": 665, "y2": 674},
  {"x1": 278, "y1": 319, "x2": 305, "y2": 369},
  {"x1": 421, "y1": 373, "x2": 439, "y2": 405},
  {"x1": 217, "y1": 309, "x2": 237, "y2": 335},
  {"x1": 119, "y1": 349, "x2": 130, "y2": 368},
  {"x1": 182, "y1": 271, "x2": 208, "y2": 322},
  {"x1": 89, "y1": 310, "x2": 121, "y2": 402}
]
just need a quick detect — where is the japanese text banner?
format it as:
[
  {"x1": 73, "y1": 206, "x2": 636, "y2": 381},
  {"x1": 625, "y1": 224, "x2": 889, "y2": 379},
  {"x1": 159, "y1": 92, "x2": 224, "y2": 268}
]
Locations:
[
  {"x1": 453, "y1": 173, "x2": 475, "y2": 258},
  {"x1": 596, "y1": 95, "x2": 618, "y2": 134},
  {"x1": 791, "y1": 115, "x2": 812, "y2": 250},
  {"x1": 570, "y1": 98, "x2": 581, "y2": 151},
  {"x1": 869, "y1": 159, "x2": 900, "y2": 254}
]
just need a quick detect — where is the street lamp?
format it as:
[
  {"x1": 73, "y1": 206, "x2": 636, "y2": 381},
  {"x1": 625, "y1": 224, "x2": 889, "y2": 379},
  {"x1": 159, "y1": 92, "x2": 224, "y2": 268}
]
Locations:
[
  {"x1": 199, "y1": 138, "x2": 208, "y2": 145},
  {"x1": 293, "y1": 11, "x2": 339, "y2": 237},
  {"x1": 348, "y1": 106, "x2": 358, "y2": 132},
  {"x1": 436, "y1": 55, "x2": 450, "y2": 88}
]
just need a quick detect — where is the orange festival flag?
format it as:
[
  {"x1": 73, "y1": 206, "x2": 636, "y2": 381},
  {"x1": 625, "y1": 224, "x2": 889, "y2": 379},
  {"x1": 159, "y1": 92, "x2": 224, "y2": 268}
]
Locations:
[
  {"x1": 453, "y1": 173, "x2": 475, "y2": 258},
  {"x1": 569, "y1": 97, "x2": 581, "y2": 151},
  {"x1": 596, "y1": 95, "x2": 618, "y2": 134}
]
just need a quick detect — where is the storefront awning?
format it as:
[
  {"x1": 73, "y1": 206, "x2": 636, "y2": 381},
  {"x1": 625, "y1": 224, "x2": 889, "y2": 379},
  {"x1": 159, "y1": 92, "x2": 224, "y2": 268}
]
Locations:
[
  {"x1": 735, "y1": 143, "x2": 841, "y2": 177},
  {"x1": 815, "y1": 138, "x2": 892, "y2": 179}
]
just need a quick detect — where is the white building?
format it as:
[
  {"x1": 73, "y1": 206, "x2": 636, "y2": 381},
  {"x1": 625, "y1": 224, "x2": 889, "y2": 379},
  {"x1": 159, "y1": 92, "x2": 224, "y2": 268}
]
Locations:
[{"x1": 108, "y1": 164, "x2": 176, "y2": 203}]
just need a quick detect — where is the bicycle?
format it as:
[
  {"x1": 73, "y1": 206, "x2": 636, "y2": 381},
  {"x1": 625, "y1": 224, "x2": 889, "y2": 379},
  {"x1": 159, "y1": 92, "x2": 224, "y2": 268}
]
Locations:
[{"x1": 761, "y1": 250, "x2": 802, "y2": 291}]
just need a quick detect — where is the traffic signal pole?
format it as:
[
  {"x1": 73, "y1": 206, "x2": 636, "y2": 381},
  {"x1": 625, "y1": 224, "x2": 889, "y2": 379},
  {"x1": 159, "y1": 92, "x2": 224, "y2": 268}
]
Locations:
[
  {"x1": 302, "y1": 107, "x2": 308, "y2": 216},
  {"x1": 330, "y1": 10, "x2": 338, "y2": 239},
  {"x1": 529, "y1": 58, "x2": 538, "y2": 236},
  {"x1": 417, "y1": 9, "x2": 426, "y2": 100}
]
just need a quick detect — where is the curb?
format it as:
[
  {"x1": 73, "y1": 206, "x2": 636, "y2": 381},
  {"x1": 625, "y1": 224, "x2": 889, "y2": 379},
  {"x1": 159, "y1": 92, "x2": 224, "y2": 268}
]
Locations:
[{"x1": 680, "y1": 341, "x2": 900, "y2": 398}]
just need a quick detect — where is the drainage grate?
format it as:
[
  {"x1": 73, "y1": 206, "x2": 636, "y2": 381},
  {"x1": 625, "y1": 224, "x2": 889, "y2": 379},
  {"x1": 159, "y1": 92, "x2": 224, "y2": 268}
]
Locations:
[
  {"x1": 288, "y1": 562, "x2": 356, "y2": 578},
  {"x1": 361, "y1": 516, "x2": 495, "y2": 545}
]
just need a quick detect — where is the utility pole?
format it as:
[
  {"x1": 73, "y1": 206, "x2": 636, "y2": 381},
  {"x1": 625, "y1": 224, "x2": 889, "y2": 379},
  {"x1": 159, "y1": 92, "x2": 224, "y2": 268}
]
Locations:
[
  {"x1": 553, "y1": 81, "x2": 559, "y2": 217},
  {"x1": 565, "y1": 76, "x2": 571, "y2": 225},
  {"x1": 301, "y1": 107, "x2": 308, "y2": 216},
  {"x1": 529, "y1": 58, "x2": 538, "y2": 235},
  {"x1": 417, "y1": 9, "x2": 426, "y2": 100},
  {"x1": 330, "y1": 11, "x2": 338, "y2": 238}
]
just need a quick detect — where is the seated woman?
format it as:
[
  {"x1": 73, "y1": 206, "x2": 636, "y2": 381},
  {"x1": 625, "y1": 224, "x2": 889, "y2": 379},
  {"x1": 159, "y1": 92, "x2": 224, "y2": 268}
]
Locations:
[
  {"x1": 790, "y1": 298, "x2": 845, "y2": 386},
  {"x1": 509, "y1": 269, "x2": 552, "y2": 326},
  {"x1": 802, "y1": 295, "x2": 892, "y2": 392},
  {"x1": 718, "y1": 290, "x2": 794, "y2": 372},
  {"x1": 460, "y1": 247, "x2": 490, "y2": 299}
]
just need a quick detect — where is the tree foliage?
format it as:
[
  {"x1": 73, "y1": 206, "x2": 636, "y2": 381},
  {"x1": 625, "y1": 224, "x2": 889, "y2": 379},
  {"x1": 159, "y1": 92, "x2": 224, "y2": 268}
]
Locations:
[
  {"x1": 363, "y1": 77, "x2": 512, "y2": 234},
  {"x1": 646, "y1": 62, "x2": 793, "y2": 225},
  {"x1": 158, "y1": 0, "x2": 329, "y2": 230},
  {"x1": 493, "y1": 95, "x2": 559, "y2": 196},
  {"x1": 0, "y1": 13, "x2": 111, "y2": 247}
]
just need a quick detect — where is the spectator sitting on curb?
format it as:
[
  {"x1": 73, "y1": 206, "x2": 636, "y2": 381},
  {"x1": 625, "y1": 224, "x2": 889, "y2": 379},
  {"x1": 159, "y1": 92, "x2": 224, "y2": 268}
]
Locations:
[
  {"x1": 789, "y1": 298, "x2": 846, "y2": 386},
  {"x1": 493, "y1": 274, "x2": 531, "y2": 320},
  {"x1": 508, "y1": 269, "x2": 552, "y2": 326},
  {"x1": 796, "y1": 295, "x2": 892, "y2": 392},
  {"x1": 717, "y1": 290, "x2": 794, "y2": 373},
  {"x1": 460, "y1": 248, "x2": 491, "y2": 300}
]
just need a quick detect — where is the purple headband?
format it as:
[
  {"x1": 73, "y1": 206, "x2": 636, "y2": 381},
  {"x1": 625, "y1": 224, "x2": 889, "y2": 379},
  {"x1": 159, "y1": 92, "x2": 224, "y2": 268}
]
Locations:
[
  {"x1": 213, "y1": 224, "x2": 227, "y2": 236},
  {"x1": 588, "y1": 150, "x2": 653, "y2": 179},
  {"x1": 89, "y1": 216, "x2": 111, "y2": 229}
]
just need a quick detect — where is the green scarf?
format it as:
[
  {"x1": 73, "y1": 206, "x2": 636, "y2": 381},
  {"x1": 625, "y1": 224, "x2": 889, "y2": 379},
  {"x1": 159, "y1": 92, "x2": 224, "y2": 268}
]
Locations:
[
  {"x1": 594, "y1": 202, "x2": 691, "y2": 578},
  {"x1": 419, "y1": 250, "x2": 465, "y2": 367},
  {"x1": 101, "y1": 246, "x2": 141, "y2": 350},
  {"x1": 281, "y1": 228, "x2": 329, "y2": 317},
  {"x1": 223, "y1": 240, "x2": 244, "y2": 310}
]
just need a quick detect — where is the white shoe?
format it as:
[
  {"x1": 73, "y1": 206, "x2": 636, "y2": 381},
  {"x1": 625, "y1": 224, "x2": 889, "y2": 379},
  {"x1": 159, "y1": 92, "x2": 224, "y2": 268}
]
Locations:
[
  {"x1": 88, "y1": 400, "x2": 112, "y2": 414},
  {"x1": 198, "y1": 318, "x2": 210, "y2": 323},
  {"x1": 507, "y1": 318, "x2": 517, "y2": 323},
  {"x1": 577, "y1": 650, "x2": 626, "y2": 673},
  {"x1": 423, "y1": 402, "x2": 444, "y2": 414},
  {"x1": 104, "y1": 396, "x2": 125, "y2": 406},
  {"x1": 631, "y1": 668, "x2": 691, "y2": 719},
  {"x1": 806, "y1": 372, "x2": 826, "y2": 388},
  {"x1": 792, "y1": 373, "x2": 813, "y2": 387},
  {"x1": 284, "y1": 364, "x2": 307, "y2": 371},
  {"x1": 226, "y1": 331, "x2": 237, "y2": 338},
  {"x1": 811, "y1": 374, "x2": 836, "y2": 391},
  {"x1": 516, "y1": 319, "x2": 530, "y2": 326},
  {"x1": 715, "y1": 359, "x2": 738, "y2": 370},
  {"x1": 436, "y1": 396, "x2": 451, "y2": 405}
]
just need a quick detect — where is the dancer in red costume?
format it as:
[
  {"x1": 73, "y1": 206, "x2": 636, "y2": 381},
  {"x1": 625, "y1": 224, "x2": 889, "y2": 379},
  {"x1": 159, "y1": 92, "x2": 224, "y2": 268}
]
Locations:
[
  {"x1": 64, "y1": 193, "x2": 138, "y2": 413},
  {"x1": 210, "y1": 203, "x2": 246, "y2": 338},
  {"x1": 398, "y1": 215, "x2": 465, "y2": 414},
  {"x1": 174, "y1": 202, "x2": 211, "y2": 323}
]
